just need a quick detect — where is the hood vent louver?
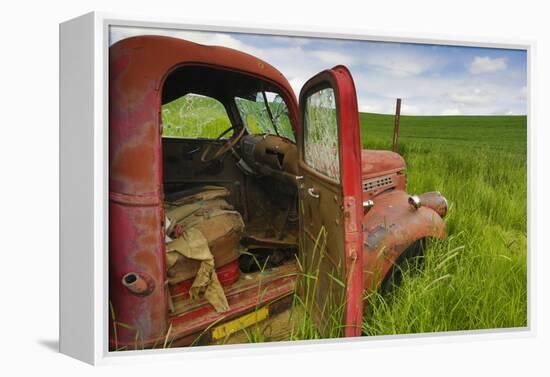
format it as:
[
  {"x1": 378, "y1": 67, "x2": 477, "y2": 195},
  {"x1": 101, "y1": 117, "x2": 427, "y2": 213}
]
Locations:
[{"x1": 363, "y1": 175, "x2": 394, "y2": 193}]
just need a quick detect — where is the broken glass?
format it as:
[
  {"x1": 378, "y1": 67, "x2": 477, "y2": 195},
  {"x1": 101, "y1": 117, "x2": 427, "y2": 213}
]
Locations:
[
  {"x1": 161, "y1": 94, "x2": 233, "y2": 139},
  {"x1": 304, "y1": 88, "x2": 340, "y2": 182},
  {"x1": 235, "y1": 92, "x2": 295, "y2": 142}
]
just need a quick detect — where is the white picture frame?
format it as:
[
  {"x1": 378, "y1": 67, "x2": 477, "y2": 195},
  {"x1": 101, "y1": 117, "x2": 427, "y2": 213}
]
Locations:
[{"x1": 59, "y1": 11, "x2": 534, "y2": 365}]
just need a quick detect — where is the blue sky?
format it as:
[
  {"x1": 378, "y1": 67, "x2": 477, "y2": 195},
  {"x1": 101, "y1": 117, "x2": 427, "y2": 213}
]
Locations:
[{"x1": 110, "y1": 26, "x2": 527, "y2": 115}]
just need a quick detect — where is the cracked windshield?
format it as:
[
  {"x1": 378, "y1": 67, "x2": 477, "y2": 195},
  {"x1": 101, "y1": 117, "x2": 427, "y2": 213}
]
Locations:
[
  {"x1": 161, "y1": 94, "x2": 233, "y2": 139},
  {"x1": 235, "y1": 92, "x2": 295, "y2": 141}
]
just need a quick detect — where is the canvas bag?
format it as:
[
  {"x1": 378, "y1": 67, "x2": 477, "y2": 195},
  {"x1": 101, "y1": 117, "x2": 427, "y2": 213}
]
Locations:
[{"x1": 164, "y1": 189, "x2": 244, "y2": 312}]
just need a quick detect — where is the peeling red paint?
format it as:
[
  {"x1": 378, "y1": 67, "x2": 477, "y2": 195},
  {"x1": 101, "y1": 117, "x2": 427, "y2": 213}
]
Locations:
[
  {"x1": 362, "y1": 190, "x2": 446, "y2": 291},
  {"x1": 361, "y1": 149, "x2": 406, "y2": 180}
]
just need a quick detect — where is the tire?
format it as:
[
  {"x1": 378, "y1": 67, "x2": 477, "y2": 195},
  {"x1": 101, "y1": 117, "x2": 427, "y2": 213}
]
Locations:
[{"x1": 380, "y1": 238, "x2": 426, "y2": 294}]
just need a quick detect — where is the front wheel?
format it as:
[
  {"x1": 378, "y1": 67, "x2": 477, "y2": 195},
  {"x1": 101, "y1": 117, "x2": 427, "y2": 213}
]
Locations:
[{"x1": 380, "y1": 238, "x2": 426, "y2": 294}]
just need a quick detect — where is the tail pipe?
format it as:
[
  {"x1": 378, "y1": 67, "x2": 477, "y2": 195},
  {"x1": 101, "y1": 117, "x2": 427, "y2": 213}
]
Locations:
[
  {"x1": 408, "y1": 191, "x2": 448, "y2": 218},
  {"x1": 122, "y1": 272, "x2": 155, "y2": 297}
]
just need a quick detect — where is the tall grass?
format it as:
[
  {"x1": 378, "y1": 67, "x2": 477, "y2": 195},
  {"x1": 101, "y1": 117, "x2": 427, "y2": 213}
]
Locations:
[
  {"x1": 156, "y1": 106, "x2": 527, "y2": 341},
  {"x1": 361, "y1": 113, "x2": 527, "y2": 334},
  {"x1": 289, "y1": 226, "x2": 347, "y2": 340}
]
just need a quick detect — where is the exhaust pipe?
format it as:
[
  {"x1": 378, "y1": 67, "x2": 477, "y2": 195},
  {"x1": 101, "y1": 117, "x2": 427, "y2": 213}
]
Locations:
[{"x1": 122, "y1": 272, "x2": 155, "y2": 297}]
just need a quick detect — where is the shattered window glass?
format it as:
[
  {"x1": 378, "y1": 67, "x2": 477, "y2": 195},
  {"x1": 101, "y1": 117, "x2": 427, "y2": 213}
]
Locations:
[
  {"x1": 235, "y1": 92, "x2": 295, "y2": 142},
  {"x1": 161, "y1": 94, "x2": 233, "y2": 139},
  {"x1": 304, "y1": 88, "x2": 340, "y2": 182}
]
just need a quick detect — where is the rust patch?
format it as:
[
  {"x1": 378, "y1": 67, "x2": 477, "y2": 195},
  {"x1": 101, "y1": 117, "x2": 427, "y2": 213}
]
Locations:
[
  {"x1": 110, "y1": 119, "x2": 159, "y2": 195},
  {"x1": 362, "y1": 190, "x2": 446, "y2": 292},
  {"x1": 365, "y1": 224, "x2": 395, "y2": 250},
  {"x1": 343, "y1": 196, "x2": 358, "y2": 233},
  {"x1": 361, "y1": 149, "x2": 405, "y2": 180}
]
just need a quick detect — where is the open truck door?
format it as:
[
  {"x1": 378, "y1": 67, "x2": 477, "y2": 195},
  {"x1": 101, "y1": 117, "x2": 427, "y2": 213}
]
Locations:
[{"x1": 297, "y1": 66, "x2": 364, "y2": 337}]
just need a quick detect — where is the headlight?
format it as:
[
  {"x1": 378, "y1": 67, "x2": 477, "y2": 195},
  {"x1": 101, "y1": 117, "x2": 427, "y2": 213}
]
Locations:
[{"x1": 418, "y1": 191, "x2": 448, "y2": 218}]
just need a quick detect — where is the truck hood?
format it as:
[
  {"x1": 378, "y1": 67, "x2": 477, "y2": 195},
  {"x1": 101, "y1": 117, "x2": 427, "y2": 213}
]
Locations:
[{"x1": 361, "y1": 150, "x2": 406, "y2": 179}]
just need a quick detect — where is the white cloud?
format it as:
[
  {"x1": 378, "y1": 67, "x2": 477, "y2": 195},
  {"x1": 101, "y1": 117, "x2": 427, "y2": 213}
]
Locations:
[
  {"x1": 270, "y1": 36, "x2": 311, "y2": 47},
  {"x1": 310, "y1": 50, "x2": 355, "y2": 66},
  {"x1": 517, "y1": 85, "x2": 528, "y2": 100},
  {"x1": 362, "y1": 48, "x2": 446, "y2": 78},
  {"x1": 354, "y1": 65, "x2": 526, "y2": 115},
  {"x1": 401, "y1": 104, "x2": 421, "y2": 115},
  {"x1": 358, "y1": 103, "x2": 392, "y2": 114},
  {"x1": 288, "y1": 77, "x2": 307, "y2": 98},
  {"x1": 441, "y1": 108, "x2": 462, "y2": 115},
  {"x1": 468, "y1": 56, "x2": 507, "y2": 75},
  {"x1": 450, "y1": 87, "x2": 495, "y2": 105}
]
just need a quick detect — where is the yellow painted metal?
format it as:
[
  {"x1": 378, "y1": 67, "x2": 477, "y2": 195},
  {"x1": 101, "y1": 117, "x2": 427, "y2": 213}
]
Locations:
[{"x1": 211, "y1": 307, "x2": 269, "y2": 340}]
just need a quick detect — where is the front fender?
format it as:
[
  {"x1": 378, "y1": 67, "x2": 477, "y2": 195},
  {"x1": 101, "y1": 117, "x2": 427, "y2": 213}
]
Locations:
[{"x1": 362, "y1": 190, "x2": 446, "y2": 291}]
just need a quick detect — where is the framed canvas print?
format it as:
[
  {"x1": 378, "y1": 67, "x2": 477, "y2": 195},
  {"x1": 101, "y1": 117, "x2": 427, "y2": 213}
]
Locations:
[{"x1": 59, "y1": 12, "x2": 531, "y2": 365}]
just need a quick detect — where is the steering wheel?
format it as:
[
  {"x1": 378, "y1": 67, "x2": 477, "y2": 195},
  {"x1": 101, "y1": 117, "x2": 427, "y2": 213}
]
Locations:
[{"x1": 200, "y1": 126, "x2": 246, "y2": 163}]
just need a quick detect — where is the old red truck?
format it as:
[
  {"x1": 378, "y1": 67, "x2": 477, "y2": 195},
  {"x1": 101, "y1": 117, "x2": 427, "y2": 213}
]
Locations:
[{"x1": 109, "y1": 35, "x2": 447, "y2": 350}]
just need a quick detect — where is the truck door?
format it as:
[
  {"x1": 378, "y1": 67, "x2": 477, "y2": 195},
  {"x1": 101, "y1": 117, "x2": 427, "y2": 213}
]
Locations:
[{"x1": 297, "y1": 65, "x2": 364, "y2": 337}]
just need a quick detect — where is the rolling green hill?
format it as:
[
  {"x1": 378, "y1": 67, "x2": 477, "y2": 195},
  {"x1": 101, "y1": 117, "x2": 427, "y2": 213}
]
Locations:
[{"x1": 360, "y1": 113, "x2": 526, "y2": 154}]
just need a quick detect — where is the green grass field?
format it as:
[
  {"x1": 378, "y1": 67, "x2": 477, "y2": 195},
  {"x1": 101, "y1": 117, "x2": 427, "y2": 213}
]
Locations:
[
  {"x1": 161, "y1": 103, "x2": 527, "y2": 340},
  {"x1": 360, "y1": 113, "x2": 527, "y2": 334}
]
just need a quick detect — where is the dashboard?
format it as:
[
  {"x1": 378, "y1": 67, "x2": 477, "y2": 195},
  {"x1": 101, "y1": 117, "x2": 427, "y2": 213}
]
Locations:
[{"x1": 238, "y1": 134, "x2": 298, "y2": 182}]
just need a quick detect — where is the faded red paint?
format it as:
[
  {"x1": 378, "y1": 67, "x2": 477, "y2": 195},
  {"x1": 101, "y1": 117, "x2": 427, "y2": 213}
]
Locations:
[
  {"x1": 109, "y1": 35, "x2": 447, "y2": 348},
  {"x1": 362, "y1": 190, "x2": 446, "y2": 291},
  {"x1": 361, "y1": 149, "x2": 406, "y2": 180},
  {"x1": 109, "y1": 201, "x2": 167, "y2": 347},
  {"x1": 331, "y1": 66, "x2": 364, "y2": 337}
]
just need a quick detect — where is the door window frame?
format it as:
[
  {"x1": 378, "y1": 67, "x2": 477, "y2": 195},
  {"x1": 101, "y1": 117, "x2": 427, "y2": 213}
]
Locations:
[
  {"x1": 299, "y1": 82, "x2": 344, "y2": 186},
  {"x1": 300, "y1": 82, "x2": 342, "y2": 185}
]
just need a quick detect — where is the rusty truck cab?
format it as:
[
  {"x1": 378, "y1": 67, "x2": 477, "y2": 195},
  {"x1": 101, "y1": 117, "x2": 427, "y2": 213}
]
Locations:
[{"x1": 110, "y1": 35, "x2": 447, "y2": 350}]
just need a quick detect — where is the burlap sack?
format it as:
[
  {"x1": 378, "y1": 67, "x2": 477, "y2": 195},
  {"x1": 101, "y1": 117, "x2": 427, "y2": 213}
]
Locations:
[
  {"x1": 166, "y1": 210, "x2": 244, "y2": 284},
  {"x1": 164, "y1": 193, "x2": 244, "y2": 313}
]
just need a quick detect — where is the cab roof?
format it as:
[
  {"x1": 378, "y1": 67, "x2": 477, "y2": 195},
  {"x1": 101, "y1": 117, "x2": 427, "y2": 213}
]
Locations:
[{"x1": 110, "y1": 35, "x2": 297, "y2": 106}]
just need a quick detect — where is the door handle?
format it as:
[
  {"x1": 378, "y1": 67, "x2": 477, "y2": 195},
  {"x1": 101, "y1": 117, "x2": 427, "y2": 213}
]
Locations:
[{"x1": 307, "y1": 187, "x2": 320, "y2": 199}]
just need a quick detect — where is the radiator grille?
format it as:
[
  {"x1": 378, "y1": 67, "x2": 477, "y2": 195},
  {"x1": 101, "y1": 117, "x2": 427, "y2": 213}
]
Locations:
[{"x1": 363, "y1": 175, "x2": 394, "y2": 192}]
